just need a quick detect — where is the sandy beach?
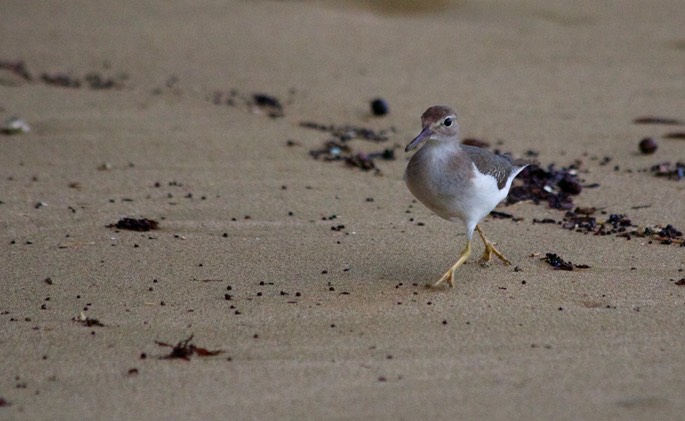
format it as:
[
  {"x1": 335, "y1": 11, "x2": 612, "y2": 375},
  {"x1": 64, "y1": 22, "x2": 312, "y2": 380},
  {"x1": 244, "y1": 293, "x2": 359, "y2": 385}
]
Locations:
[{"x1": 1, "y1": 1, "x2": 684, "y2": 419}]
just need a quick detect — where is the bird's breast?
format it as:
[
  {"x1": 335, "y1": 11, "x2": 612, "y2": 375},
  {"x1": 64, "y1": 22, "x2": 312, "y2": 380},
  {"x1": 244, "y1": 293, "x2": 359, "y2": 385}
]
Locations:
[{"x1": 405, "y1": 144, "x2": 475, "y2": 220}]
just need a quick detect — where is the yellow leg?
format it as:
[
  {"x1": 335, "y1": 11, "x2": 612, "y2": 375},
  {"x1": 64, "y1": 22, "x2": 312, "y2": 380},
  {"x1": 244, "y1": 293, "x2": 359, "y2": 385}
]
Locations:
[
  {"x1": 475, "y1": 225, "x2": 511, "y2": 265},
  {"x1": 431, "y1": 239, "x2": 472, "y2": 289}
]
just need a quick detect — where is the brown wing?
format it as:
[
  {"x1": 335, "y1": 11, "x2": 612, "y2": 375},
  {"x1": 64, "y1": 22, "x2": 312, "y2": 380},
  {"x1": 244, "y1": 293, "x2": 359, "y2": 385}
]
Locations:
[{"x1": 462, "y1": 145, "x2": 524, "y2": 190}]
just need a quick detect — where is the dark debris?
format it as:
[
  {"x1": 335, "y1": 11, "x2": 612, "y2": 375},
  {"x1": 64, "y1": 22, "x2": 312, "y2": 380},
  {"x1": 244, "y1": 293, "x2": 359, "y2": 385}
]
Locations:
[
  {"x1": 650, "y1": 161, "x2": 685, "y2": 181},
  {"x1": 622, "y1": 224, "x2": 683, "y2": 246},
  {"x1": 41, "y1": 73, "x2": 81, "y2": 88},
  {"x1": 300, "y1": 121, "x2": 391, "y2": 142},
  {"x1": 72, "y1": 313, "x2": 104, "y2": 327},
  {"x1": 155, "y1": 335, "x2": 224, "y2": 360},
  {"x1": 41, "y1": 72, "x2": 124, "y2": 89},
  {"x1": 1, "y1": 59, "x2": 125, "y2": 88},
  {"x1": 560, "y1": 208, "x2": 683, "y2": 245},
  {"x1": 507, "y1": 163, "x2": 584, "y2": 210},
  {"x1": 561, "y1": 208, "x2": 632, "y2": 235},
  {"x1": 107, "y1": 217, "x2": 159, "y2": 232},
  {"x1": 0, "y1": 59, "x2": 32, "y2": 81},
  {"x1": 663, "y1": 132, "x2": 685, "y2": 139},
  {"x1": 633, "y1": 116, "x2": 684, "y2": 125},
  {"x1": 542, "y1": 253, "x2": 590, "y2": 271},
  {"x1": 303, "y1": 121, "x2": 397, "y2": 175},
  {"x1": 251, "y1": 93, "x2": 284, "y2": 118},
  {"x1": 211, "y1": 89, "x2": 287, "y2": 118}
]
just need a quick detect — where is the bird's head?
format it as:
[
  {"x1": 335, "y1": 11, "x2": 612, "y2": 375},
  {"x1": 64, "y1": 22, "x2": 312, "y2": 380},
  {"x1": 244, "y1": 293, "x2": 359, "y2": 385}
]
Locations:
[{"x1": 405, "y1": 105, "x2": 459, "y2": 152}]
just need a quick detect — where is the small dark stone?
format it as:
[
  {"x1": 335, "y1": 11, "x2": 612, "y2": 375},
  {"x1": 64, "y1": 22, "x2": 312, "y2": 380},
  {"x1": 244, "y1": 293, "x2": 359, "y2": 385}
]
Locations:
[
  {"x1": 370, "y1": 98, "x2": 389, "y2": 116},
  {"x1": 639, "y1": 137, "x2": 658, "y2": 154}
]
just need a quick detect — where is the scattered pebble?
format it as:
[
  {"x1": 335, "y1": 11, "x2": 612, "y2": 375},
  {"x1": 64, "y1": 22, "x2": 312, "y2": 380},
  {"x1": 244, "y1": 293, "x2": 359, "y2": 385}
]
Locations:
[
  {"x1": 638, "y1": 137, "x2": 658, "y2": 154},
  {"x1": 370, "y1": 98, "x2": 389, "y2": 116},
  {"x1": 1, "y1": 117, "x2": 30, "y2": 135}
]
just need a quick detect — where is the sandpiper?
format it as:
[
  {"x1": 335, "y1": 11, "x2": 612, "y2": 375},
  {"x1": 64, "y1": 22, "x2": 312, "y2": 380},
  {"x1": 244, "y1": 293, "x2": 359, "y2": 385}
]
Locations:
[{"x1": 404, "y1": 105, "x2": 529, "y2": 288}]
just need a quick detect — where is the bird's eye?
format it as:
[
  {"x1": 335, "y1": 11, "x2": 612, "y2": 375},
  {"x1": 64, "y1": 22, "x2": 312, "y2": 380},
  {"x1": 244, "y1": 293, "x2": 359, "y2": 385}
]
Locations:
[{"x1": 443, "y1": 117, "x2": 453, "y2": 127}]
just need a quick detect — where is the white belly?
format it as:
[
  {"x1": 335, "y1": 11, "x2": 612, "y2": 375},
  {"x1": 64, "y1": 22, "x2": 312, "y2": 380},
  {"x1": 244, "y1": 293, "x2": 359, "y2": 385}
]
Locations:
[{"x1": 406, "y1": 162, "x2": 509, "y2": 227}]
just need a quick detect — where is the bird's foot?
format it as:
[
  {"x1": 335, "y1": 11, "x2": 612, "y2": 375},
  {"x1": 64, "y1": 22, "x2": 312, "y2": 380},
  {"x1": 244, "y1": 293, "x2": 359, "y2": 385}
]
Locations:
[
  {"x1": 479, "y1": 242, "x2": 511, "y2": 265},
  {"x1": 428, "y1": 269, "x2": 455, "y2": 289},
  {"x1": 475, "y1": 225, "x2": 512, "y2": 265},
  {"x1": 426, "y1": 241, "x2": 472, "y2": 289}
]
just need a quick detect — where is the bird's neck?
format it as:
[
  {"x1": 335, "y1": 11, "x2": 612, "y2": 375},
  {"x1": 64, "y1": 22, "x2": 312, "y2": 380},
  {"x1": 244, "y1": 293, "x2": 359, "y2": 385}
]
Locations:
[{"x1": 425, "y1": 139, "x2": 463, "y2": 154}]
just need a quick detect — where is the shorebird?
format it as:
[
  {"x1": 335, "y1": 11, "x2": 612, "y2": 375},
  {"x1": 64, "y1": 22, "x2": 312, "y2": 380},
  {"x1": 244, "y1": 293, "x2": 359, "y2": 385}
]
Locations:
[{"x1": 404, "y1": 105, "x2": 529, "y2": 288}]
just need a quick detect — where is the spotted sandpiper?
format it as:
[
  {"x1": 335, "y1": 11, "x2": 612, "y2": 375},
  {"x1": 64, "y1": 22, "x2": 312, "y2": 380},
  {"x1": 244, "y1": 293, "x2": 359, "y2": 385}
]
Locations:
[{"x1": 404, "y1": 105, "x2": 529, "y2": 288}]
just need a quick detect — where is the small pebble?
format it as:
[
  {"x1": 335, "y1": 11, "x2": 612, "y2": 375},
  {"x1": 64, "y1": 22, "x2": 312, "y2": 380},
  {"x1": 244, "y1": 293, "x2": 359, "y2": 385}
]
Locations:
[
  {"x1": 639, "y1": 137, "x2": 658, "y2": 154},
  {"x1": 1, "y1": 117, "x2": 30, "y2": 135},
  {"x1": 370, "y1": 98, "x2": 389, "y2": 116}
]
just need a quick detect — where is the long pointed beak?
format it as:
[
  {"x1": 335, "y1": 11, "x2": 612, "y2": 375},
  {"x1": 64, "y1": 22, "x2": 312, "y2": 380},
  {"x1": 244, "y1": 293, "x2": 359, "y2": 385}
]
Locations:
[{"x1": 405, "y1": 126, "x2": 433, "y2": 152}]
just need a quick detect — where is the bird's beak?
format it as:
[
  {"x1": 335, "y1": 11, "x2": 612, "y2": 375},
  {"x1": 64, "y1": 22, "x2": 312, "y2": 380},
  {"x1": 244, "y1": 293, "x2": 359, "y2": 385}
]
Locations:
[{"x1": 405, "y1": 126, "x2": 433, "y2": 152}]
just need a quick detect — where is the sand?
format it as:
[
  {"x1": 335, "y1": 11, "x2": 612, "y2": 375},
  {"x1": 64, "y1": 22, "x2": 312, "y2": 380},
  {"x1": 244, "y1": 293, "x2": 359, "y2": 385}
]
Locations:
[{"x1": 1, "y1": 0, "x2": 684, "y2": 419}]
